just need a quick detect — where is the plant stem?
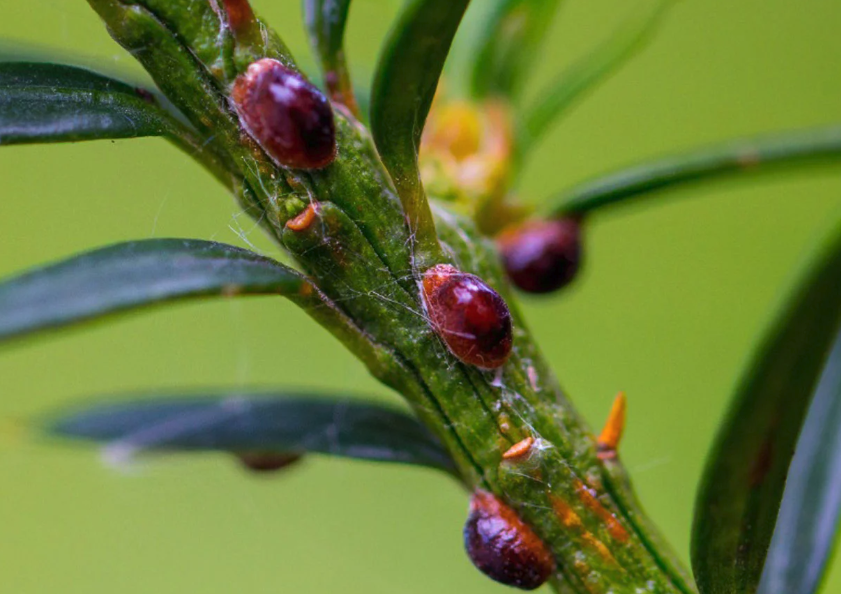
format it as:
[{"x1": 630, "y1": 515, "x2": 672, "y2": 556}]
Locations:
[{"x1": 86, "y1": 2, "x2": 698, "y2": 591}]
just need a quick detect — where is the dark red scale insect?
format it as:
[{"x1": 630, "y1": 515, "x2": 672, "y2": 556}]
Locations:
[
  {"x1": 231, "y1": 58, "x2": 337, "y2": 170},
  {"x1": 464, "y1": 490, "x2": 555, "y2": 590},
  {"x1": 422, "y1": 264, "x2": 513, "y2": 369},
  {"x1": 237, "y1": 452, "x2": 303, "y2": 473},
  {"x1": 497, "y1": 217, "x2": 582, "y2": 294}
]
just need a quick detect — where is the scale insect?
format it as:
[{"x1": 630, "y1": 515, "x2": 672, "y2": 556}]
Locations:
[
  {"x1": 421, "y1": 264, "x2": 513, "y2": 369},
  {"x1": 232, "y1": 58, "x2": 337, "y2": 170}
]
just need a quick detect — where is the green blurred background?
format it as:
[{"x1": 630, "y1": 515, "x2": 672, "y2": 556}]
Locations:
[{"x1": 2, "y1": 0, "x2": 841, "y2": 592}]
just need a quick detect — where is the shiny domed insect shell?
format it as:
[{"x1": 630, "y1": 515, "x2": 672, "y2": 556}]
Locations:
[
  {"x1": 498, "y1": 218, "x2": 582, "y2": 294},
  {"x1": 237, "y1": 452, "x2": 303, "y2": 472},
  {"x1": 231, "y1": 58, "x2": 337, "y2": 170},
  {"x1": 464, "y1": 490, "x2": 555, "y2": 590},
  {"x1": 422, "y1": 264, "x2": 513, "y2": 369}
]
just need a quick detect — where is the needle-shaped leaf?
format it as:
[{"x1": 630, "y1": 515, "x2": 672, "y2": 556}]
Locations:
[
  {"x1": 0, "y1": 61, "x2": 233, "y2": 186},
  {"x1": 470, "y1": 0, "x2": 562, "y2": 101},
  {"x1": 757, "y1": 329, "x2": 841, "y2": 594},
  {"x1": 691, "y1": 216, "x2": 841, "y2": 594},
  {"x1": 0, "y1": 61, "x2": 186, "y2": 145},
  {"x1": 0, "y1": 42, "x2": 164, "y2": 98},
  {"x1": 303, "y1": 0, "x2": 359, "y2": 115},
  {"x1": 370, "y1": 0, "x2": 469, "y2": 258},
  {"x1": 0, "y1": 238, "x2": 399, "y2": 388},
  {"x1": 0, "y1": 239, "x2": 307, "y2": 344},
  {"x1": 521, "y1": 0, "x2": 669, "y2": 151},
  {"x1": 45, "y1": 391, "x2": 458, "y2": 474},
  {"x1": 549, "y1": 125, "x2": 841, "y2": 217}
]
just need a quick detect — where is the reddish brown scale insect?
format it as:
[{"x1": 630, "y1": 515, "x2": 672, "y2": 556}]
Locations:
[
  {"x1": 421, "y1": 264, "x2": 513, "y2": 369},
  {"x1": 464, "y1": 490, "x2": 555, "y2": 590},
  {"x1": 231, "y1": 59, "x2": 337, "y2": 170},
  {"x1": 221, "y1": 0, "x2": 256, "y2": 36},
  {"x1": 237, "y1": 452, "x2": 303, "y2": 473},
  {"x1": 497, "y1": 217, "x2": 582, "y2": 294}
]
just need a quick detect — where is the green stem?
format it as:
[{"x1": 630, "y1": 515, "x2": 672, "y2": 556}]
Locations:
[
  {"x1": 470, "y1": 0, "x2": 563, "y2": 102},
  {"x1": 86, "y1": 2, "x2": 697, "y2": 591},
  {"x1": 433, "y1": 205, "x2": 695, "y2": 594},
  {"x1": 550, "y1": 124, "x2": 841, "y2": 217},
  {"x1": 303, "y1": 0, "x2": 359, "y2": 116}
]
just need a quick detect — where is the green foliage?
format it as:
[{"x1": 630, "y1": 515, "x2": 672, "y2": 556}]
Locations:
[
  {"x1": 303, "y1": 0, "x2": 351, "y2": 72},
  {"x1": 470, "y1": 0, "x2": 562, "y2": 101},
  {"x1": 692, "y1": 216, "x2": 841, "y2": 594},
  {"x1": 758, "y1": 330, "x2": 841, "y2": 594},
  {"x1": 520, "y1": 0, "x2": 669, "y2": 152},
  {"x1": 304, "y1": 0, "x2": 357, "y2": 113},
  {"x1": 46, "y1": 391, "x2": 458, "y2": 474},
  {"x1": 550, "y1": 125, "x2": 841, "y2": 217},
  {"x1": 1, "y1": 1, "x2": 841, "y2": 593},
  {"x1": 0, "y1": 62, "x2": 179, "y2": 144},
  {"x1": 0, "y1": 239, "x2": 305, "y2": 343},
  {"x1": 0, "y1": 60, "x2": 232, "y2": 185},
  {"x1": 370, "y1": 0, "x2": 469, "y2": 260}
]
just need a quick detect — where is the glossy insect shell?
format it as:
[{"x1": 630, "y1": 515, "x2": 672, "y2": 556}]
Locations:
[
  {"x1": 497, "y1": 218, "x2": 582, "y2": 294},
  {"x1": 422, "y1": 264, "x2": 513, "y2": 369},
  {"x1": 231, "y1": 59, "x2": 337, "y2": 170},
  {"x1": 237, "y1": 452, "x2": 303, "y2": 473},
  {"x1": 464, "y1": 490, "x2": 555, "y2": 590}
]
